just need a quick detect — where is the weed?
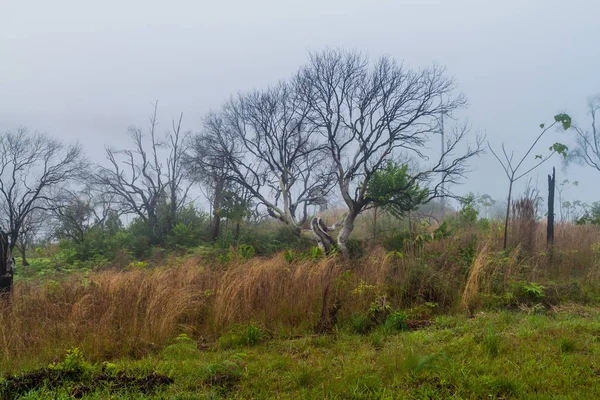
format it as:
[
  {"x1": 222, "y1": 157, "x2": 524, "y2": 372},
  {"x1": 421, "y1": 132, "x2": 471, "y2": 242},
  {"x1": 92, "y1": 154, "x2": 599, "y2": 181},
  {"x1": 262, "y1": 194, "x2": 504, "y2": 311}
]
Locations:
[
  {"x1": 559, "y1": 337, "x2": 576, "y2": 353},
  {"x1": 219, "y1": 324, "x2": 269, "y2": 349},
  {"x1": 238, "y1": 244, "x2": 256, "y2": 259},
  {"x1": 382, "y1": 311, "x2": 408, "y2": 333},
  {"x1": 349, "y1": 314, "x2": 372, "y2": 335},
  {"x1": 282, "y1": 249, "x2": 295, "y2": 263},
  {"x1": 482, "y1": 328, "x2": 500, "y2": 357}
]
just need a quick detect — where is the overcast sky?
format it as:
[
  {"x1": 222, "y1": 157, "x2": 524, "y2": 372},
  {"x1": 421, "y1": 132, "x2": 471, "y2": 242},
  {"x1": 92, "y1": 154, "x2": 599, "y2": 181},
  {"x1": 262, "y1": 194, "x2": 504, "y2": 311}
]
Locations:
[{"x1": 1, "y1": 0, "x2": 599, "y2": 209}]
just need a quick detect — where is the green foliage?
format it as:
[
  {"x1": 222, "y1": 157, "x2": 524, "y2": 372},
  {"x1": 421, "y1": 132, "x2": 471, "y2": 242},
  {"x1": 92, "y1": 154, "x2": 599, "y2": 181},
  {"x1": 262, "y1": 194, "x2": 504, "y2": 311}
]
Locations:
[
  {"x1": 482, "y1": 328, "x2": 501, "y2": 357},
  {"x1": 559, "y1": 337, "x2": 576, "y2": 353},
  {"x1": 520, "y1": 282, "x2": 546, "y2": 302},
  {"x1": 458, "y1": 192, "x2": 479, "y2": 226},
  {"x1": 219, "y1": 190, "x2": 251, "y2": 223},
  {"x1": 238, "y1": 244, "x2": 255, "y2": 259},
  {"x1": 349, "y1": 314, "x2": 372, "y2": 335},
  {"x1": 366, "y1": 161, "x2": 428, "y2": 217},
  {"x1": 382, "y1": 311, "x2": 408, "y2": 333},
  {"x1": 47, "y1": 348, "x2": 91, "y2": 374},
  {"x1": 395, "y1": 349, "x2": 444, "y2": 377},
  {"x1": 219, "y1": 324, "x2": 269, "y2": 349},
  {"x1": 310, "y1": 246, "x2": 324, "y2": 260},
  {"x1": 383, "y1": 230, "x2": 412, "y2": 251},
  {"x1": 162, "y1": 334, "x2": 201, "y2": 360},
  {"x1": 550, "y1": 142, "x2": 569, "y2": 158},
  {"x1": 126, "y1": 260, "x2": 148, "y2": 269},
  {"x1": 225, "y1": 224, "x2": 308, "y2": 256},
  {"x1": 166, "y1": 222, "x2": 201, "y2": 248},
  {"x1": 282, "y1": 249, "x2": 295, "y2": 263},
  {"x1": 433, "y1": 220, "x2": 452, "y2": 240},
  {"x1": 346, "y1": 238, "x2": 366, "y2": 259},
  {"x1": 554, "y1": 113, "x2": 572, "y2": 130},
  {"x1": 458, "y1": 235, "x2": 478, "y2": 271},
  {"x1": 507, "y1": 281, "x2": 546, "y2": 307}
]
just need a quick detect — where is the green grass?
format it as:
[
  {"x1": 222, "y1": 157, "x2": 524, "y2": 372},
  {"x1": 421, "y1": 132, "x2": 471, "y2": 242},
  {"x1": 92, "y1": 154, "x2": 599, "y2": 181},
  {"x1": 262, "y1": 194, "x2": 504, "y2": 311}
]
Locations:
[{"x1": 3, "y1": 307, "x2": 600, "y2": 399}]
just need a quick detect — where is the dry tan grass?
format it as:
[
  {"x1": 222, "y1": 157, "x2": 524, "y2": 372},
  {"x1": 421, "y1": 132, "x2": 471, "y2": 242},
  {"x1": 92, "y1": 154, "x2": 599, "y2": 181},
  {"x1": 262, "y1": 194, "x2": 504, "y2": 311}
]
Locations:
[
  {"x1": 0, "y1": 222, "x2": 598, "y2": 372},
  {"x1": 462, "y1": 242, "x2": 491, "y2": 313},
  {"x1": 0, "y1": 265, "x2": 215, "y2": 371}
]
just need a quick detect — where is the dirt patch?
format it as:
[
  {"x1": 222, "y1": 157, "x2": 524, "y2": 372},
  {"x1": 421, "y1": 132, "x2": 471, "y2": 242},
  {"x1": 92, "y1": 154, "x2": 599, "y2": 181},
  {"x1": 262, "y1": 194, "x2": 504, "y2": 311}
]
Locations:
[{"x1": 0, "y1": 368, "x2": 173, "y2": 399}]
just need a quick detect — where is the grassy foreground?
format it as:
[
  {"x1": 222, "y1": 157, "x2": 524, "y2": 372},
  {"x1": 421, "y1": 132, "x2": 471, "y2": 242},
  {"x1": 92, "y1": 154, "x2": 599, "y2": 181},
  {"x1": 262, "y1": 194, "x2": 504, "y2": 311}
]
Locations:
[{"x1": 3, "y1": 306, "x2": 600, "y2": 399}]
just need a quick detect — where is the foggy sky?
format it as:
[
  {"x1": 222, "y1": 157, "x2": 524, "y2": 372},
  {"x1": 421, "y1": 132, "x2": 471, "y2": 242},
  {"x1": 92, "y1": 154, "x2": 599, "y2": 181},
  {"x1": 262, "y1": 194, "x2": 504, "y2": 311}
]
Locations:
[{"x1": 1, "y1": 0, "x2": 599, "y2": 209}]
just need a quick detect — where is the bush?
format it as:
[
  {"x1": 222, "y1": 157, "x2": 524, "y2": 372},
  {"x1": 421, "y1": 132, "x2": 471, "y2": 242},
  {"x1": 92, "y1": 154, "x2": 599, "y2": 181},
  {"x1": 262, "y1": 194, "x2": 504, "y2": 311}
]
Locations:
[
  {"x1": 383, "y1": 230, "x2": 411, "y2": 252},
  {"x1": 382, "y1": 311, "x2": 408, "y2": 333},
  {"x1": 166, "y1": 222, "x2": 202, "y2": 249},
  {"x1": 349, "y1": 314, "x2": 372, "y2": 335},
  {"x1": 346, "y1": 238, "x2": 366, "y2": 259}
]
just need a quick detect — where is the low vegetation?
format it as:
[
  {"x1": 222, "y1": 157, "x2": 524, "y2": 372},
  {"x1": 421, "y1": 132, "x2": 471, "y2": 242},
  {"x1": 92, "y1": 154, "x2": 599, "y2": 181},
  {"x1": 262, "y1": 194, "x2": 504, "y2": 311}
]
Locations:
[{"x1": 0, "y1": 209, "x2": 599, "y2": 398}]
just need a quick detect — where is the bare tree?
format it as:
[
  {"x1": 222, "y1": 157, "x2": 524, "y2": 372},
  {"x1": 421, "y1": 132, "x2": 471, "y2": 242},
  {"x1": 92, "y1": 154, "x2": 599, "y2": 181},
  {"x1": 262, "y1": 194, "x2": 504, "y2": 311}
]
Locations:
[
  {"x1": 556, "y1": 179, "x2": 579, "y2": 222},
  {"x1": 186, "y1": 123, "x2": 231, "y2": 241},
  {"x1": 14, "y1": 208, "x2": 46, "y2": 266},
  {"x1": 568, "y1": 94, "x2": 600, "y2": 172},
  {"x1": 51, "y1": 185, "x2": 120, "y2": 244},
  {"x1": 296, "y1": 49, "x2": 483, "y2": 256},
  {"x1": 0, "y1": 127, "x2": 87, "y2": 293},
  {"x1": 93, "y1": 102, "x2": 192, "y2": 242},
  {"x1": 489, "y1": 114, "x2": 571, "y2": 249},
  {"x1": 199, "y1": 82, "x2": 336, "y2": 236},
  {"x1": 166, "y1": 112, "x2": 195, "y2": 230}
]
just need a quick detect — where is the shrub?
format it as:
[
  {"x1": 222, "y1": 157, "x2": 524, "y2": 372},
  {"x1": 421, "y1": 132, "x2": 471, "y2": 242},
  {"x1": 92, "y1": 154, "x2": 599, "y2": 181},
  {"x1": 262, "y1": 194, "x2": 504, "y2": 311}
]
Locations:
[
  {"x1": 166, "y1": 222, "x2": 202, "y2": 249},
  {"x1": 513, "y1": 281, "x2": 545, "y2": 303},
  {"x1": 382, "y1": 311, "x2": 408, "y2": 333},
  {"x1": 349, "y1": 313, "x2": 372, "y2": 335},
  {"x1": 347, "y1": 238, "x2": 366, "y2": 259}
]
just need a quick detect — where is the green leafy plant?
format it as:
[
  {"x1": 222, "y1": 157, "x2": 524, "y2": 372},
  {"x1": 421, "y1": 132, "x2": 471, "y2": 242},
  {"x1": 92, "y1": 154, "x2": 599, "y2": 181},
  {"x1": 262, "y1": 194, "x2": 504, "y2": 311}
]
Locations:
[
  {"x1": 283, "y1": 249, "x2": 295, "y2": 263},
  {"x1": 310, "y1": 246, "x2": 324, "y2": 260},
  {"x1": 48, "y1": 348, "x2": 90, "y2": 373},
  {"x1": 521, "y1": 282, "x2": 545, "y2": 302},
  {"x1": 349, "y1": 314, "x2": 372, "y2": 335},
  {"x1": 365, "y1": 161, "x2": 429, "y2": 218},
  {"x1": 382, "y1": 311, "x2": 408, "y2": 333},
  {"x1": 238, "y1": 244, "x2": 255, "y2": 260}
]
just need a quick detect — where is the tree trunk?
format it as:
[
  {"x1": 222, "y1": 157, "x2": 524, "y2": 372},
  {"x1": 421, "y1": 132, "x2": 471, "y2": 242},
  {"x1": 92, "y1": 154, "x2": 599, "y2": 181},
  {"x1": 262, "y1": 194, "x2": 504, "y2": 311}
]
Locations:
[
  {"x1": 211, "y1": 213, "x2": 221, "y2": 242},
  {"x1": 337, "y1": 212, "x2": 357, "y2": 259},
  {"x1": 503, "y1": 179, "x2": 514, "y2": 250},
  {"x1": 372, "y1": 207, "x2": 378, "y2": 243},
  {"x1": 234, "y1": 222, "x2": 240, "y2": 241},
  {"x1": 311, "y1": 217, "x2": 336, "y2": 254},
  {"x1": 547, "y1": 167, "x2": 556, "y2": 246},
  {"x1": 210, "y1": 180, "x2": 225, "y2": 242},
  {"x1": 0, "y1": 231, "x2": 12, "y2": 300},
  {"x1": 20, "y1": 245, "x2": 29, "y2": 267}
]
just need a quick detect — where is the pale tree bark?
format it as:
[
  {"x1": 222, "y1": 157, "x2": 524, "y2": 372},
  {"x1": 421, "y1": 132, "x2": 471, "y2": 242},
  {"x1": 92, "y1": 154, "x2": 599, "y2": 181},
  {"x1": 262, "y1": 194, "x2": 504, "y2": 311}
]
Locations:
[
  {"x1": 297, "y1": 49, "x2": 482, "y2": 257},
  {"x1": 196, "y1": 82, "x2": 335, "y2": 236}
]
